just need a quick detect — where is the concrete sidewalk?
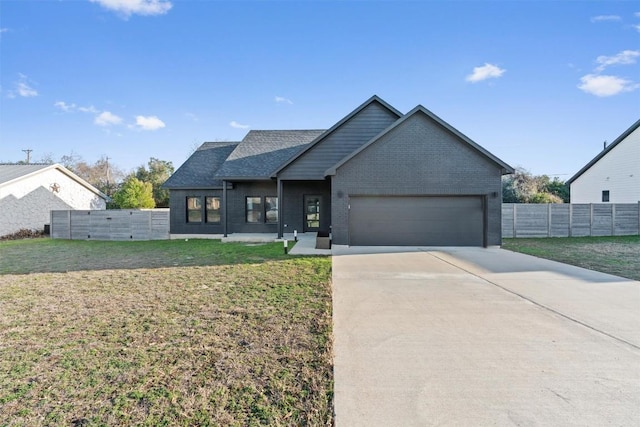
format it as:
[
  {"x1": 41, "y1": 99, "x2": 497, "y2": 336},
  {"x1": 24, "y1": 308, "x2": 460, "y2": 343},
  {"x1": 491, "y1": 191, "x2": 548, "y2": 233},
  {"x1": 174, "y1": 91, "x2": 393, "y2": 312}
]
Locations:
[{"x1": 332, "y1": 247, "x2": 640, "y2": 426}]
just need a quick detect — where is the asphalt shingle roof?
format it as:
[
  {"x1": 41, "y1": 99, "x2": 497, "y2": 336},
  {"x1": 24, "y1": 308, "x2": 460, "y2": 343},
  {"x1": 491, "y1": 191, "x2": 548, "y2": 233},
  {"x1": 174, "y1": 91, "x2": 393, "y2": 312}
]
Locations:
[
  {"x1": 0, "y1": 164, "x2": 52, "y2": 186},
  {"x1": 163, "y1": 142, "x2": 239, "y2": 189},
  {"x1": 213, "y1": 130, "x2": 325, "y2": 179}
]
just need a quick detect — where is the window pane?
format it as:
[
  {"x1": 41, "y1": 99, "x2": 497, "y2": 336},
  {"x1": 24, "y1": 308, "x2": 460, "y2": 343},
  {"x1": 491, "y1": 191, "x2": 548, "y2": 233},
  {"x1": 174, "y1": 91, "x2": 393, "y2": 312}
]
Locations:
[
  {"x1": 602, "y1": 191, "x2": 610, "y2": 202},
  {"x1": 246, "y1": 197, "x2": 263, "y2": 223},
  {"x1": 206, "y1": 197, "x2": 221, "y2": 223},
  {"x1": 187, "y1": 197, "x2": 202, "y2": 223},
  {"x1": 265, "y1": 197, "x2": 278, "y2": 223}
]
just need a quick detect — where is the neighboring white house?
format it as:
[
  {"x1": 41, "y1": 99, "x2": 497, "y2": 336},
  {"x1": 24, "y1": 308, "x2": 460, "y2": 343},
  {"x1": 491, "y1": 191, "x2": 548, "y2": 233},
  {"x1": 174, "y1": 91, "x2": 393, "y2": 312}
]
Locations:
[
  {"x1": 0, "y1": 164, "x2": 108, "y2": 237},
  {"x1": 567, "y1": 119, "x2": 640, "y2": 203}
]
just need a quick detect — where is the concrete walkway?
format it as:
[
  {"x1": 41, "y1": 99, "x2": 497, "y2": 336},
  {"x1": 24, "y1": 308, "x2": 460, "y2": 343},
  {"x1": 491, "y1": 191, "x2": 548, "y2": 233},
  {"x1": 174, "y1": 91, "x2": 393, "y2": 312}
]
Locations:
[{"x1": 332, "y1": 246, "x2": 640, "y2": 426}]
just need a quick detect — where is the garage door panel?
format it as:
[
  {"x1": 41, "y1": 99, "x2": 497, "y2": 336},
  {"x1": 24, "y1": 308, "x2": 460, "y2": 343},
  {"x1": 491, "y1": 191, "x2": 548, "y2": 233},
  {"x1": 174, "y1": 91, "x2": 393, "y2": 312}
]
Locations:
[{"x1": 349, "y1": 196, "x2": 484, "y2": 246}]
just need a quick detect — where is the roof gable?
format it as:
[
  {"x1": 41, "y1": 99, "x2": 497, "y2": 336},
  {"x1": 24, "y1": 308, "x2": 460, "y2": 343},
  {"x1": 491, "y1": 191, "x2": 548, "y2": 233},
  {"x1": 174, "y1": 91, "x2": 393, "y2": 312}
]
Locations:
[
  {"x1": 566, "y1": 118, "x2": 640, "y2": 185},
  {"x1": 213, "y1": 130, "x2": 324, "y2": 179},
  {"x1": 0, "y1": 163, "x2": 109, "y2": 199},
  {"x1": 163, "y1": 141, "x2": 239, "y2": 189},
  {"x1": 326, "y1": 105, "x2": 514, "y2": 176},
  {"x1": 274, "y1": 95, "x2": 403, "y2": 179}
]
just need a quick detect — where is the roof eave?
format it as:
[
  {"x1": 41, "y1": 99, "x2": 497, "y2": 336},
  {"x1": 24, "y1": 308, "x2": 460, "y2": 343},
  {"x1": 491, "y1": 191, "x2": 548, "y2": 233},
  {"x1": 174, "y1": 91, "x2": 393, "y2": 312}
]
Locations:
[
  {"x1": 566, "y1": 118, "x2": 640, "y2": 185},
  {"x1": 326, "y1": 105, "x2": 514, "y2": 176},
  {"x1": 272, "y1": 95, "x2": 403, "y2": 178}
]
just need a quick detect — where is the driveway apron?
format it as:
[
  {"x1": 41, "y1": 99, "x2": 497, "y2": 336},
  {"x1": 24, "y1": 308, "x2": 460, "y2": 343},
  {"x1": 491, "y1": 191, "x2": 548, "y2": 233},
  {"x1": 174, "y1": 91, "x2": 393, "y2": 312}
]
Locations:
[{"x1": 332, "y1": 247, "x2": 640, "y2": 426}]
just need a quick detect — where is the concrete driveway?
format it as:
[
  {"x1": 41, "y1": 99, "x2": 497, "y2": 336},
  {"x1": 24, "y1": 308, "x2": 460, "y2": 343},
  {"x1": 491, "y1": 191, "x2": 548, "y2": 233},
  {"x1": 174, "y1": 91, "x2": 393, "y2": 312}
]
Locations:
[{"x1": 332, "y1": 246, "x2": 640, "y2": 426}]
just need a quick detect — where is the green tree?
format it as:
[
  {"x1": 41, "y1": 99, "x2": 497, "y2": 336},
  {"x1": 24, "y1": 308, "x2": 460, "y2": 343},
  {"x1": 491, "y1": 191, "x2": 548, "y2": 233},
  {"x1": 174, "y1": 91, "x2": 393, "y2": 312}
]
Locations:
[
  {"x1": 111, "y1": 176, "x2": 155, "y2": 209},
  {"x1": 135, "y1": 157, "x2": 174, "y2": 207},
  {"x1": 543, "y1": 177, "x2": 570, "y2": 203},
  {"x1": 502, "y1": 167, "x2": 568, "y2": 203}
]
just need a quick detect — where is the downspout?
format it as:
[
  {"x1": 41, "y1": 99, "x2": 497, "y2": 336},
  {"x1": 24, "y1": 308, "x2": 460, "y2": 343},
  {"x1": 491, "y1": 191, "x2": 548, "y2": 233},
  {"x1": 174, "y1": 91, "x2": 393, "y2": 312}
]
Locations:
[
  {"x1": 223, "y1": 180, "x2": 228, "y2": 237},
  {"x1": 277, "y1": 178, "x2": 283, "y2": 239}
]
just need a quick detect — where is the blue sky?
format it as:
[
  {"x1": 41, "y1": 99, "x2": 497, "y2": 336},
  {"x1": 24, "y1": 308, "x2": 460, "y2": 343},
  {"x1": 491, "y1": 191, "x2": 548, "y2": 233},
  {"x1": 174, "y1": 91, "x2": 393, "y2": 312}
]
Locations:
[{"x1": 1, "y1": 1, "x2": 638, "y2": 179}]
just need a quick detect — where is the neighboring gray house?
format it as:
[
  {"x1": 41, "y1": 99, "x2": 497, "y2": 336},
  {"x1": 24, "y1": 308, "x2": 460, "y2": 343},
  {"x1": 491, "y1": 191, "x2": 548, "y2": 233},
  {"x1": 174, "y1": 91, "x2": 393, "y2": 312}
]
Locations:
[
  {"x1": 0, "y1": 163, "x2": 108, "y2": 237},
  {"x1": 567, "y1": 119, "x2": 640, "y2": 204},
  {"x1": 164, "y1": 96, "x2": 514, "y2": 246}
]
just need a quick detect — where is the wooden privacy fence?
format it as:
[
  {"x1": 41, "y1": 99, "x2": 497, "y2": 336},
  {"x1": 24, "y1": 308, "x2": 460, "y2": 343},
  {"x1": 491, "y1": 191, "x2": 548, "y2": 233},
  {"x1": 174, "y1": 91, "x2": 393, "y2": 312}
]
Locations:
[
  {"x1": 51, "y1": 209, "x2": 169, "y2": 240},
  {"x1": 502, "y1": 203, "x2": 640, "y2": 238}
]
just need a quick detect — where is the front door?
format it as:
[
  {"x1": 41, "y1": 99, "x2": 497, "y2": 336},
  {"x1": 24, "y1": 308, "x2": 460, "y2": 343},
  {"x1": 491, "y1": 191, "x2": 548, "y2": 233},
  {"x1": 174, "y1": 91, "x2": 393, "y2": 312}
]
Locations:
[{"x1": 304, "y1": 195, "x2": 322, "y2": 232}]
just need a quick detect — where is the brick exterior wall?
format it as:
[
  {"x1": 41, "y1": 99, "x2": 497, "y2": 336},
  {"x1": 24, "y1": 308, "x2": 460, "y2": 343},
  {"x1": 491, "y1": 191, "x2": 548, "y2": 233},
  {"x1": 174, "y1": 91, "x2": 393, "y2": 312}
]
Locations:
[
  {"x1": 331, "y1": 112, "x2": 504, "y2": 245},
  {"x1": 0, "y1": 168, "x2": 106, "y2": 237}
]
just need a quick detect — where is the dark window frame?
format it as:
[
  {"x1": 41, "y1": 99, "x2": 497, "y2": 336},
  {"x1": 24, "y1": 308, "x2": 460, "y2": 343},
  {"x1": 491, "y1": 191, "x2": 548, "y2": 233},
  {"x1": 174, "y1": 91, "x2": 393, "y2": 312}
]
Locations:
[
  {"x1": 602, "y1": 190, "x2": 610, "y2": 202},
  {"x1": 265, "y1": 196, "x2": 278, "y2": 224},
  {"x1": 186, "y1": 196, "x2": 203, "y2": 223},
  {"x1": 246, "y1": 196, "x2": 263, "y2": 223},
  {"x1": 246, "y1": 196, "x2": 278, "y2": 224},
  {"x1": 205, "y1": 196, "x2": 221, "y2": 224}
]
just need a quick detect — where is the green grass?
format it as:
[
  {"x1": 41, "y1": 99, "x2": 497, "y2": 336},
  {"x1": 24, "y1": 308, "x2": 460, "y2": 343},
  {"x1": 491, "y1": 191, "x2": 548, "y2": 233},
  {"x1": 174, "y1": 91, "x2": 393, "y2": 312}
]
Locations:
[
  {"x1": 502, "y1": 235, "x2": 640, "y2": 281},
  {"x1": 0, "y1": 239, "x2": 333, "y2": 426},
  {"x1": 0, "y1": 238, "x2": 295, "y2": 274}
]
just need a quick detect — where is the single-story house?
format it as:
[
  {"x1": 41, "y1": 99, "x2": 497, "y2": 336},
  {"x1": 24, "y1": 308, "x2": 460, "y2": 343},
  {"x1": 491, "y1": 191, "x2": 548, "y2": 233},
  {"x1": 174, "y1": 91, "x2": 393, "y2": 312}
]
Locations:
[
  {"x1": 567, "y1": 119, "x2": 640, "y2": 203},
  {"x1": 164, "y1": 96, "x2": 514, "y2": 246},
  {"x1": 0, "y1": 163, "x2": 108, "y2": 237}
]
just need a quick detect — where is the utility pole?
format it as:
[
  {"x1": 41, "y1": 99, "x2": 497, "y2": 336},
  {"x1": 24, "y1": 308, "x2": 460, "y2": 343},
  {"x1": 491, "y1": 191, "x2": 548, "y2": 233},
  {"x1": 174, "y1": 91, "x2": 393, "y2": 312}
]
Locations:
[
  {"x1": 105, "y1": 156, "x2": 111, "y2": 196},
  {"x1": 22, "y1": 149, "x2": 33, "y2": 164}
]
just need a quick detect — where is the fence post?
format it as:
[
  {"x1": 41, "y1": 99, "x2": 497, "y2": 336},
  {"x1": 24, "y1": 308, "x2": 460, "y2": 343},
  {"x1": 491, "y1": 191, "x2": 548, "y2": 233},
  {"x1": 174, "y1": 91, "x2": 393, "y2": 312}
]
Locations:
[
  {"x1": 590, "y1": 203, "x2": 594, "y2": 237},
  {"x1": 513, "y1": 204, "x2": 517, "y2": 238},
  {"x1": 547, "y1": 203, "x2": 551, "y2": 237},
  {"x1": 568, "y1": 203, "x2": 573, "y2": 237},
  {"x1": 611, "y1": 204, "x2": 616, "y2": 236}
]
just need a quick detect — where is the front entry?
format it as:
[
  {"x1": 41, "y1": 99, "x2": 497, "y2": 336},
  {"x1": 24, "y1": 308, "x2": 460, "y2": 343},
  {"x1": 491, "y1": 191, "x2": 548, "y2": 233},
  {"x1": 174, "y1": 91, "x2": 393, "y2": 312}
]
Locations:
[{"x1": 304, "y1": 195, "x2": 322, "y2": 232}]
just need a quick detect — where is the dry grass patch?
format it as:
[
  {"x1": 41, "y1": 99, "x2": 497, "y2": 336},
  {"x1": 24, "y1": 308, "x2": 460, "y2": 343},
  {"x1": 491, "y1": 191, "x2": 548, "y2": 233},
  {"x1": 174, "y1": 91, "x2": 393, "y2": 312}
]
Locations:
[
  {"x1": 502, "y1": 235, "x2": 640, "y2": 281},
  {"x1": 0, "y1": 251, "x2": 332, "y2": 426}
]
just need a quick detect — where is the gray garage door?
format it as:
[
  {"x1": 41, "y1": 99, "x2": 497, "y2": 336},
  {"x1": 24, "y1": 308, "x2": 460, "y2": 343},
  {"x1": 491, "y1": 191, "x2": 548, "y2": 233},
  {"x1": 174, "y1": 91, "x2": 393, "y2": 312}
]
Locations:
[{"x1": 349, "y1": 196, "x2": 484, "y2": 246}]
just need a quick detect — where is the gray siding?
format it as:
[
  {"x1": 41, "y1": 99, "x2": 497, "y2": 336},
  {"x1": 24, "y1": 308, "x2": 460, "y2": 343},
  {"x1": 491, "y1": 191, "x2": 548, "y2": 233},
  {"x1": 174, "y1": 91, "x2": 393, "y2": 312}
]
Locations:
[
  {"x1": 226, "y1": 182, "x2": 278, "y2": 233},
  {"x1": 278, "y1": 101, "x2": 399, "y2": 180},
  {"x1": 332, "y1": 113, "x2": 503, "y2": 246},
  {"x1": 281, "y1": 181, "x2": 331, "y2": 233},
  {"x1": 169, "y1": 189, "x2": 224, "y2": 234}
]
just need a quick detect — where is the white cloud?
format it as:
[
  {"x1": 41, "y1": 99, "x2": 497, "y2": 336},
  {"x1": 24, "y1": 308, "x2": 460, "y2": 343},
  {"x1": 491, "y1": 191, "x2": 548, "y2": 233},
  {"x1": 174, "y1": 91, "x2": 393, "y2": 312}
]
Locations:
[
  {"x1": 54, "y1": 101, "x2": 76, "y2": 112},
  {"x1": 17, "y1": 82, "x2": 38, "y2": 97},
  {"x1": 595, "y1": 50, "x2": 640, "y2": 71},
  {"x1": 95, "y1": 111, "x2": 123, "y2": 126},
  {"x1": 578, "y1": 74, "x2": 640, "y2": 97},
  {"x1": 275, "y1": 96, "x2": 293, "y2": 104},
  {"x1": 466, "y1": 63, "x2": 506, "y2": 83},
  {"x1": 90, "y1": 0, "x2": 173, "y2": 18},
  {"x1": 590, "y1": 15, "x2": 621, "y2": 22},
  {"x1": 54, "y1": 101, "x2": 99, "y2": 114},
  {"x1": 230, "y1": 120, "x2": 249, "y2": 129},
  {"x1": 134, "y1": 115, "x2": 166, "y2": 130},
  {"x1": 78, "y1": 105, "x2": 99, "y2": 114},
  {"x1": 8, "y1": 74, "x2": 38, "y2": 98}
]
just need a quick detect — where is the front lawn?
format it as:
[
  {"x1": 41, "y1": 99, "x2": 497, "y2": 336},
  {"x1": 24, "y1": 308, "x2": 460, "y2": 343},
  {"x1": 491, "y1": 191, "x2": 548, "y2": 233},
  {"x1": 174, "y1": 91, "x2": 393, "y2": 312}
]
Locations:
[
  {"x1": 0, "y1": 239, "x2": 333, "y2": 426},
  {"x1": 502, "y1": 235, "x2": 640, "y2": 281}
]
